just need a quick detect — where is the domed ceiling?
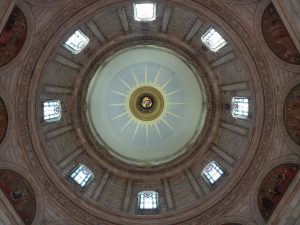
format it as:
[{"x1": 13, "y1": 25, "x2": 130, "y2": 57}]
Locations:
[
  {"x1": 13, "y1": 0, "x2": 279, "y2": 224},
  {"x1": 87, "y1": 46, "x2": 206, "y2": 165}
]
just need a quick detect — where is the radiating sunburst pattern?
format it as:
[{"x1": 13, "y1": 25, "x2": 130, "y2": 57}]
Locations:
[
  {"x1": 87, "y1": 46, "x2": 206, "y2": 165},
  {"x1": 108, "y1": 62, "x2": 187, "y2": 144}
]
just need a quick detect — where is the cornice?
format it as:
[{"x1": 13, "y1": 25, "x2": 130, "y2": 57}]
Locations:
[{"x1": 16, "y1": 0, "x2": 275, "y2": 224}]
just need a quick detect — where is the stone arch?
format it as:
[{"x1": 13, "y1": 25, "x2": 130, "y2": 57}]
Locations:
[
  {"x1": 0, "y1": 84, "x2": 14, "y2": 153},
  {"x1": 0, "y1": 0, "x2": 34, "y2": 74},
  {"x1": 254, "y1": 0, "x2": 300, "y2": 72},
  {"x1": 0, "y1": 96, "x2": 8, "y2": 144},
  {"x1": 277, "y1": 76, "x2": 300, "y2": 155},
  {"x1": 261, "y1": 3, "x2": 300, "y2": 65},
  {"x1": 0, "y1": 6, "x2": 27, "y2": 67},
  {"x1": 251, "y1": 156, "x2": 300, "y2": 224},
  {"x1": 0, "y1": 162, "x2": 44, "y2": 225},
  {"x1": 283, "y1": 84, "x2": 300, "y2": 146}
]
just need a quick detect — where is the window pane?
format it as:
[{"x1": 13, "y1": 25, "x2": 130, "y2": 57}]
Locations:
[
  {"x1": 201, "y1": 27, "x2": 227, "y2": 52},
  {"x1": 231, "y1": 97, "x2": 249, "y2": 118},
  {"x1": 133, "y1": 3, "x2": 156, "y2": 21},
  {"x1": 70, "y1": 164, "x2": 93, "y2": 188},
  {"x1": 202, "y1": 161, "x2": 224, "y2": 184},
  {"x1": 43, "y1": 100, "x2": 61, "y2": 122},
  {"x1": 138, "y1": 191, "x2": 159, "y2": 210},
  {"x1": 64, "y1": 29, "x2": 89, "y2": 54}
]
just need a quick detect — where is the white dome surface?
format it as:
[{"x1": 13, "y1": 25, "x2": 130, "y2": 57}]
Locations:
[{"x1": 86, "y1": 46, "x2": 206, "y2": 165}]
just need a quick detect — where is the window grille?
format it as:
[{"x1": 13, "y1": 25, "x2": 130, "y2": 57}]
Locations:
[
  {"x1": 70, "y1": 164, "x2": 93, "y2": 188},
  {"x1": 231, "y1": 97, "x2": 249, "y2": 119},
  {"x1": 137, "y1": 191, "x2": 159, "y2": 214},
  {"x1": 201, "y1": 27, "x2": 227, "y2": 52},
  {"x1": 43, "y1": 100, "x2": 61, "y2": 122},
  {"x1": 64, "y1": 29, "x2": 89, "y2": 54},
  {"x1": 202, "y1": 161, "x2": 224, "y2": 184}
]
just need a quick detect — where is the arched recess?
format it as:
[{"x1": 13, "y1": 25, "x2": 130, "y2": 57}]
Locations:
[
  {"x1": 0, "y1": 97, "x2": 8, "y2": 144},
  {"x1": 254, "y1": 0, "x2": 300, "y2": 72},
  {"x1": 277, "y1": 76, "x2": 300, "y2": 155},
  {"x1": 283, "y1": 85, "x2": 300, "y2": 146},
  {"x1": 251, "y1": 156, "x2": 300, "y2": 224},
  {"x1": 0, "y1": 85, "x2": 14, "y2": 153},
  {"x1": 0, "y1": 162, "x2": 43, "y2": 225},
  {"x1": 0, "y1": 0, "x2": 34, "y2": 74}
]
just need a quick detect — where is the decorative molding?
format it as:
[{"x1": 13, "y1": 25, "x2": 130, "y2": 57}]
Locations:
[
  {"x1": 0, "y1": 162, "x2": 44, "y2": 225},
  {"x1": 161, "y1": 7, "x2": 172, "y2": 33},
  {"x1": 15, "y1": 0, "x2": 274, "y2": 224},
  {"x1": 162, "y1": 178, "x2": 175, "y2": 210},
  {"x1": 0, "y1": 84, "x2": 14, "y2": 155},
  {"x1": 92, "y1": 171, "x2": 110, "y2": 201},
  {"x1": 276, "y1": 76, "x2": 300, "y2": 155},
  {"x1": 184, "y1": 19, "x2": 203, "y2": 42},
  {"x1": 250, "y1": 156, "x2": 300, "y2": 225},
  {"x1": 0, "y1": 0, "x2": 35, "y2": 75},
  {"x1": 254, "y1": 0, "x2": 300, "y2": 72},
  {"x1": 86, "y1": 20, "x2": 107, "y2": 44},
  {"x1": 117, "y1": 8, "x2": 130, "y2": 33}
]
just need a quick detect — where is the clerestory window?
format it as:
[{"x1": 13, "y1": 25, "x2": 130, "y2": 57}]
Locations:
[
  {"x1": 70, "y1": 164, "x2": 93, "y2": 188},
  {"x1": 137, "y1": 191, "x2": 159, "y2": 214},
  {"x1": 43, "y1": 100, "x2": 61, "y2": 122},
  {"x1": 201, "y1": 27, "x2": 227, "y2": 52},
  {"x1": 63, "y1": 29, "x2": 89, "y2": 54},
  {"x1": 231, "y1": 97, "x2": 249, "y2": 119},
  {"x1": 133, "y1": 3, "x2": 157, "y2": 22},
  {"x1": 202, "y1": 161, "x2": 224, "y2": 184}
]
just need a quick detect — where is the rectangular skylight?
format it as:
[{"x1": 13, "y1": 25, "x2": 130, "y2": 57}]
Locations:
[
  {"x1": 201, "y1": 27, "x2": 227, "y2": 52},
  {"x1": 64, "y1": 29, "x2": 89, "y2": 54},
  {"x1": 133, "y1": 3, "x2": 157, "y2": 22}
]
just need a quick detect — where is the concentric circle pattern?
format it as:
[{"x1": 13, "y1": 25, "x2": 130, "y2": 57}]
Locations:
[
  {"x1": 87, "y1": 46, "x2": 207, "y2": 165},
  {"x1": 129, "y1": 86, "x2": 164, "y2": 121}
]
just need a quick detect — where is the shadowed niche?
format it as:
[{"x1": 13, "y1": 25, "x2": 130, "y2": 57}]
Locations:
[
  {"x1": 0, "y1": 97, "x2": 8, "y2": 143},
  {"x1": 258, "y1": 164, "x2": 298, "y2": 221},
  {"x1": 284, "y1": 84, "x2": 300, "y2": 145},
  {"x1": 261, "y1": 3, "x2": 300, "y2": 65},
  {"x1": 0, "y1": 170, "x2": 36, "y2": 225},
  {"x1": 0, "y1": 7, "x2": 27, "y2": 67}
]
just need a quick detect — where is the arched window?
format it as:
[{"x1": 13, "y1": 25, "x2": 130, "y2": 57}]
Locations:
[
  {"x1": 133, "y1": 3, "x2": 157, "y2": 22},
  {"x1": 43, "y1": 100, "x2": 61, "y2": 122},
  {"x1": 202, "y1": 161, "x2": 224, "y2": 184},
  {"x1": 70, "y1": 164, "x2": 93, "y2": 188},
  {"x1": 63, "y1": 29, "x2": 89, "y2": 54},
  {"x1": 137, "y1": 191, "x2": 159, "y2": 214},
  {"x1": 201, "y1": 27, "x2": 227, "y2": 52},
  {"x1": 231, "y1": 97, "x2": 249, "y2": 119}
]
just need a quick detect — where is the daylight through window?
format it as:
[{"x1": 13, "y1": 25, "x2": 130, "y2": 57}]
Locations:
[
  {"x1": 133, "y1": 3, "x2": 157, "y2": 21},
  {"x1": 138, "y1": 191, "x2": 159, "y2": 210},
  {"x1": 64, "y1": 29, "x2": 89, "y2": 54},
  {"x1": 202, "y1": 161, "x2": 224, "y2": 184},
  {"x1": 201, "y1": 27, "x2": 227, "y2": 52},
  {"x1": 231, "y1": 97, "x2": 249, "y2": 119},
  {"x1": 70, "y1": 164, "x2": 93, "y2": 188},
  {"x1": 43, "y1": 100, "x2": 61, "y2": 122}
]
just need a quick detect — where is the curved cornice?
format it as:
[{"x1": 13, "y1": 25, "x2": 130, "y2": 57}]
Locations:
[
  {"x1": 0, "y1": 0, "x2": 35, "y2": 75},
  {"x1": 16, "y1": 0, "x2": 274, "y2": 224}
]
